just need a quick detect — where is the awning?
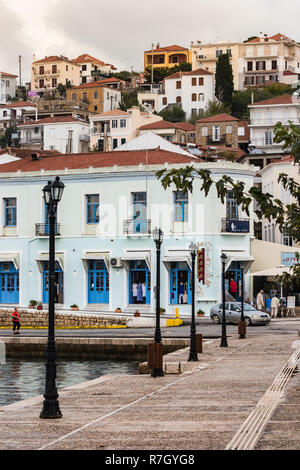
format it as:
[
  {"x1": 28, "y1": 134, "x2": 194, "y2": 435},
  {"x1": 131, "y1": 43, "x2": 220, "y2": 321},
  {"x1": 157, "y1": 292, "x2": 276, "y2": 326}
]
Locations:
[
  {"x1": 36, "y1": 252, "x2": 64, "y2": 272},
  {"x1": 81, "y1": 252, "x2": 110, "y2": 270},
  {"x1": 163, "y1": 251, "x2": 192, "y2": 270},
  {"x1": 0, "y1": 253, "x2": 20, "y2": 270},
  {"x1": 223, "y1": 251, "x2": 254, "y2": 273},
  {"x1": 247, "y1": 265, "x2": 292, "y2": 278},
  {"x1": 122, "y1": 251, "x2": 151, "y2": 270}
]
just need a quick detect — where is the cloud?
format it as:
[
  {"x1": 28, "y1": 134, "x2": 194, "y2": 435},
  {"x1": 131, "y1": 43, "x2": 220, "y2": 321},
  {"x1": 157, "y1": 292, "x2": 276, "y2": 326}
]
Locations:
[
  {"x1": 45, "y1": 0, "x2": 300, "y2": 71},
  {"x1": 0, "y1": 1, "x2": 33, "y2": 82}
]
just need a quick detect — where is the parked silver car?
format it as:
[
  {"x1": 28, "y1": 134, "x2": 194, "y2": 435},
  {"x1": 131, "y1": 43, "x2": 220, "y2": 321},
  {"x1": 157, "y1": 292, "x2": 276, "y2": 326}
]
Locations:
[{"x1": 210, "y1": 302, "x2": 271, "y2": 326}]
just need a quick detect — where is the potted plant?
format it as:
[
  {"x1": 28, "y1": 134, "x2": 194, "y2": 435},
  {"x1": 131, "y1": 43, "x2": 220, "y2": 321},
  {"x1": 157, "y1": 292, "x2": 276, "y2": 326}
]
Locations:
[
  {"x1": 29, "y1": 300, "x2": 37, "y2": 309},
  {"x1": 160, "y1": 308, "x2": 166, "y2": 314},
  {"x1": 197, "y1": 309, "x2": 205, "y2": 317},
  {"x1": 134, "y1": 310, "x2": 140, "y2": 317},
  {"x1": 37, "y1": 301, "x2": 43, "y2": 311},
  {"x1": 115, "y1": 307, "x2": 122, "y2": 313},
  {"x1": 71, "y1": 304, "x2": 79, "y2": 311}
]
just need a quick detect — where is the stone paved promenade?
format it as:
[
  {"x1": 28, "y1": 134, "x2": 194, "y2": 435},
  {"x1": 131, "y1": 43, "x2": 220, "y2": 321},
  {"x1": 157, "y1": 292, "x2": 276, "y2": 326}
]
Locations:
[{"x1": 0, "y1": 332, "x2": 299, "y2": 451}]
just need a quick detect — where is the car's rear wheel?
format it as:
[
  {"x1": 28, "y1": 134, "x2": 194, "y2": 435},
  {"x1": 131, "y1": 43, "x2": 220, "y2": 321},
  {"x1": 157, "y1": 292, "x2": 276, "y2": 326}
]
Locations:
[
  {"x1": 245, "y1": 316, "x2": 252, "y2": 326},
  {"x1": 212, "y1": 314, "x2": 221, "y2": 324}
]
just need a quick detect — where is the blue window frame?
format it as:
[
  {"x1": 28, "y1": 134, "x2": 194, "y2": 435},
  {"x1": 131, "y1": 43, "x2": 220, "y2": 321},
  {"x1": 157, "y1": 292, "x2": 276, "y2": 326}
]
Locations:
[
  {"x1": 4, "y1": 198, "x2": 16, "y2": 226},
  {"x1": 132, "y1": 192, "x2": 147, "y2": 233},
  {"x1": 43, "y1": 261, "x2": 63, "y2": 304},
  {"x1": 0, "y1": 262, "x2": 19, "y2": 304},
  {"x1": 86, "y1": 194, "x2": 99, "y2": 224},
  {"x1": 226, "y1": 190, "x2": 238, "y2": 219},
  {"x1": 174, "y1": 191, "x2": 188, "y2": 222}
]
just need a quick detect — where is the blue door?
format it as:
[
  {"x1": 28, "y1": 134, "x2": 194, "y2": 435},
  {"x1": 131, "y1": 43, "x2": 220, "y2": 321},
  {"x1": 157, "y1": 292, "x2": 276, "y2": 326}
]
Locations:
[
  {"x1": 0, "y1": 262, "x2": 19, "y2": 304},
  {"x1": 43, "y1": 261, "x2": 63, "y2": 304},
  {"x1": 132, "y1": 192, "x2": 147, "y2": 233},
  {"x1": 88, "y1": 260, "x2": 109, "y2": 304},
  {"x1": 129, "y1": 260, "x2": 151, "y2": 305},
  {"x1": 170, "y1": 262, "x2": 192, "y2": 305}
]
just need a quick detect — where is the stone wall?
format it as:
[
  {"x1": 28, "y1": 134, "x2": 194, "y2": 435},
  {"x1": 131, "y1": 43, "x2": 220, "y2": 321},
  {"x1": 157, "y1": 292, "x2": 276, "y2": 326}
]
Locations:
[{"x1": 0, "y1": 309, "x2": 128, "y2": 329}]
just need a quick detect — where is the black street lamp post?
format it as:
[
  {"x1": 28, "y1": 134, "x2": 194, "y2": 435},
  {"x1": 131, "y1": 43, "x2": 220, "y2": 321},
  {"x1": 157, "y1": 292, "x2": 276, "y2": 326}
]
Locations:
[
  {"x1": 188, "y1": 242, "x2": 198, "y2": 362},
  {"x1": 220, "y1": 253, "x2": 228, "y2": 348},
  {"x1": 152, "y1": 227, "x2": 164, "y2": 377},
  {"x1": 239, "y1": 266, "x2": 246, "y2": 339},
  {"x1": 40, "y1": 177, "x2": 65, "y2": 419}
]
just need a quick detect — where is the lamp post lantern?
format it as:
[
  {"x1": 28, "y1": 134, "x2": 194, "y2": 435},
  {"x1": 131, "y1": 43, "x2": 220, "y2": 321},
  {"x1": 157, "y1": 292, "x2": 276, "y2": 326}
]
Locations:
[
  {"x1": 220, "y1": 253, "x2": 228, "y2": 348},
  {"x1": 40, "y1": 177, "x2": 64, "y2": 419},
  {"x1": 152, "y1": 227, "x2": 164, "y2": 377},
  {"x1": 188, "y1": 242, "x2": 198, "y2": 362}
]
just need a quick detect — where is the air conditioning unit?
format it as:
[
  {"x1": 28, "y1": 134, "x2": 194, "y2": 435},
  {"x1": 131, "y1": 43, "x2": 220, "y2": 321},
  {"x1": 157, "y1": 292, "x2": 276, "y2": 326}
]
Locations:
[{"x1": 111, "y1": 257, "x2": 123, "y2": 268}]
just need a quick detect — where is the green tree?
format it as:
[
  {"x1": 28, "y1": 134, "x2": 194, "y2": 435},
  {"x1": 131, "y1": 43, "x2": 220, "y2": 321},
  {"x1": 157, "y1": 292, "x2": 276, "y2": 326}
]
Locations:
[
  {"x1": 156, "y1": 121, "x2": 300, "y2": 281},
  {"x1": 215, "y1": 53, "x2": 234, "y2": 107},
  {"x1": 144, "y1": 63, "x2": 192, "y2": 83},
  {"x1": 159, "y1": 106, "x2": 186, "y2": 123},
  {"x1": 119, "y1": 90, "x2": 139, "y2": 111}
]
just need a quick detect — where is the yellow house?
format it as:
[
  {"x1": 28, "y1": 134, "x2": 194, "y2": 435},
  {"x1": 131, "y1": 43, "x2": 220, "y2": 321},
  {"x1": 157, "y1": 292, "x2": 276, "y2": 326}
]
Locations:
[
  {"x1": 144, "y1": 44, "x2": 192, "y2": 71},
  {"x1": 31, "y1": 55, "x2": 81, "y2": 97},
  {"x1": 66, "y1": 79, "x2": 123, "y2": 114}
]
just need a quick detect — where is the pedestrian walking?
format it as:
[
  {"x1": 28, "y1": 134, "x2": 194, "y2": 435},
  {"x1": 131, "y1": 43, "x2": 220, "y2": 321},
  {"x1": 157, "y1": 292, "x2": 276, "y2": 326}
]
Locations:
[
  {"x1": 12, "y1": 308, "x2": 21, "y2": 334},
  {"x1": 270, "y1": 295, "x2": 280, "y2": 319},
  {"x1": 256, "y1": 290, "x2": 265, "y2": 311}
]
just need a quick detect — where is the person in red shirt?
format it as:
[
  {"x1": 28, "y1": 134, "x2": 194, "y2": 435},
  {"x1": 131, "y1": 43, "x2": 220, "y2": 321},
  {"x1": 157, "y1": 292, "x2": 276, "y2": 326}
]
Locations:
[
  {"x1": 12, "y1": 308, "x2": 21, "y2": 334},
  {"x1": 229, "y1": 278, "x2": 237, "y2": 299}
]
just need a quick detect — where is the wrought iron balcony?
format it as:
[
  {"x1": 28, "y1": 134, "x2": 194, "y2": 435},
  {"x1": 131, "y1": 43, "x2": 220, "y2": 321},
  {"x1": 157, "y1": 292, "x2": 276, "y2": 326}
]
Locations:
[
  {"x1": 35, "y1": 223, "x2": 61, "y2": 237},
  {"x1": 221, "y1": 218, "x2": 250, "y2": 233},
  {"x1": 123, "y1": 219, "x2": 151, "y2": 235}
]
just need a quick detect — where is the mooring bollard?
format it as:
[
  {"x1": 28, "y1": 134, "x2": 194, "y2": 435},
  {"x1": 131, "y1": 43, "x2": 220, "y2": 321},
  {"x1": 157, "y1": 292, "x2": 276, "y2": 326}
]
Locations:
[
  {"x1": 147, "y1": 343, "x2": 164, "y2": 376},
  {"x1": 238, "y1": 321, "x2": 246, "y2": 339},
  {"x1": 196, "y1": 334, "x2": 203, "y2": 354}
]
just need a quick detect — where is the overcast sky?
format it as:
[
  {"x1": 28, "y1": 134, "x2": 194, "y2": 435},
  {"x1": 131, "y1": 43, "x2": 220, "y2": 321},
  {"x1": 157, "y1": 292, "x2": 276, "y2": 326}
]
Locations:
[{"x1": 1, "y1": 0, "x2": 300, "y2": 84}]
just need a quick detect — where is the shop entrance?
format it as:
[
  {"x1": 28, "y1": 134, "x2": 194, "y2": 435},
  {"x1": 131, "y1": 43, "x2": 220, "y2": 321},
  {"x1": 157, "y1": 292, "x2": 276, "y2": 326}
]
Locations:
[
  {"x1": 128, "y1": 260, "x2": 151, "y2": 305},
  {"x1": 225, "y1": 261, "x2": 243, "y2": 301},
  {"x1": 88, "y1": 260, "x2": 109, "y2": 304},
  {"x1": 43, "y1": 261, "x2": 64, "y2": 304},
  {"x1": 170, "y1": 262, "x2": 192, "y2": 305}
]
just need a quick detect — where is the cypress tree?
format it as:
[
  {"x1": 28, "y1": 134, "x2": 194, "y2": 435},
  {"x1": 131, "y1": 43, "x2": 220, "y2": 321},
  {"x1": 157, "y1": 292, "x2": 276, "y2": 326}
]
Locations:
[{"x1": 215, "y1": 53, "x2": 234, "y2": 108}]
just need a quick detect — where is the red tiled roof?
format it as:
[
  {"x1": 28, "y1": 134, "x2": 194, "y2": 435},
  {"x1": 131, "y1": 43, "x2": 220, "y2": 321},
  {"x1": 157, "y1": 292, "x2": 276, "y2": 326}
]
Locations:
[
  {"x1": 139, "y1": 120, "x2": 176, "y2": 131},
  {"x1": 0, "y1": 147, "x2": 61, "y2": 158},
  {"x1": 0, "y1": 101, "x2": 36, "y2": 109},
  {"x1": 283, "y1": 70, "x2": 298, "y2": 75},
  {"x1": 72, "y1": 54, "x2": 106, "y2": 66},
  {"x1": 0, "y1": 149, "x2": 196, "y2": 174},
  {"x1": 173, "y1": 122, "x2": 195, "y2": 131},
  {"x1": 197, "y1": 113, "x2": 239, "y2": 123},
  {"x1": 0, "y1": 71, "x2": 18, "y2": 78},
  {"x1": 245, "y1": 33, "x2": 293, "y2": 43},
  {"x1": 70, "y1": 78, "x2": 123, "y2": 89},
  {"x1": 251, "y1": 94, "x2": 295, "y2": 106},
  {"x1": 19, "y1": 116, "x2": 88, "y2": 126},
  {"x1": 270, "y1": 155, "x2": 294, "y2": 164},
  {"x1": 198, "y1": 145, "x2": 245, "y2": 160},
  {"x1": 145, "y1": 45, "x2": 188, "y2": 53},
  {"x1": 33, "y1": 55, "x2": 79, "y2": 65},
  {"x1": 165, "y1": 68, "x2": 213, "y2": 80}
]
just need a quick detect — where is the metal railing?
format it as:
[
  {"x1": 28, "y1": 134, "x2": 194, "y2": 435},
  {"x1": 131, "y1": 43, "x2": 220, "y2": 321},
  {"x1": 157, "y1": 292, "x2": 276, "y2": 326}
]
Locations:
[
  {"x1": 35, "y1": 223, "x2": 61, "y2": 237},
  {"x1": 123, "y1": 219, "x2": 151, "y2": 235}
]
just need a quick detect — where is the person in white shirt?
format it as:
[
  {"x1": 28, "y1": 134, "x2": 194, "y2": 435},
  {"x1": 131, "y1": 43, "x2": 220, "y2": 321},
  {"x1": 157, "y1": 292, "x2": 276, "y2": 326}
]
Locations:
[
  {"x1": 270, "y1": 295, "x2": 280, "y2": 318},
  {"x1": 132, "y1": 283, "x2": 138, "y2": 303},
  {"x1": 142, "y1": 282, "x2": 146, "y2": 302},
  {"x1": 256, "y1": 290, "x2": 265, "y2": 311}
]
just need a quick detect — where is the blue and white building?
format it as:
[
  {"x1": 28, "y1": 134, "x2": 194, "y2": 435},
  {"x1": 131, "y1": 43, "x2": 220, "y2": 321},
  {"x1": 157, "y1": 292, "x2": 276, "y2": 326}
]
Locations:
[{"x1": 0, "y1": 148, "x2": 256, "y2": 316}]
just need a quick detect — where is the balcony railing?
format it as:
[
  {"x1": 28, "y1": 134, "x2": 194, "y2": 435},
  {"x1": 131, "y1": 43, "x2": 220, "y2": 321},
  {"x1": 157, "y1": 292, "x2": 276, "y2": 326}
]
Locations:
[
  {"x1": 35, "y1": 223, "x2": 61, "y2": 237},
  {"x1": 221, "y1": 218, "x2": 250, "y2": 233},
  {"x1": 205, "y1": 135, "x2": 227, "y2": 145},
  {"x1": 123, "y1": 219, "x2": 151, "y2": 235}
]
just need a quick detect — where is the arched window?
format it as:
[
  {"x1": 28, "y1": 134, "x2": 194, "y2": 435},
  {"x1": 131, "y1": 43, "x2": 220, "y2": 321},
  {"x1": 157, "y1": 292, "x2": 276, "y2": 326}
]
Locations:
[{"x1": 191, "y1": 93, "x2": 197, "y2": 102}]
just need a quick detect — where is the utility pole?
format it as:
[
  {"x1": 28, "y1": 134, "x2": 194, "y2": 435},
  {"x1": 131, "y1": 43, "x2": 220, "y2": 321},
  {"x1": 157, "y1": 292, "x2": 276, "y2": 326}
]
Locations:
[
  {"x1": 151, "y1": 43, "x2": 154, "y2": 84},
  {"x1": 18, "y1": 55, "x2": 22, "y2": 87}
]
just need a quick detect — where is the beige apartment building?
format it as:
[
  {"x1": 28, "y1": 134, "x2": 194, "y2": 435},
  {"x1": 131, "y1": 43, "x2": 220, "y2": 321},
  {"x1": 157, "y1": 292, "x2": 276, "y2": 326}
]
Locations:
[
  {"x1": 190, "y1": 33, "x2": 300, "y2": 91},
  {"x1": 190, "y1": 40, "x2": 240, "y2": 90},
  {"x1": 31, "y1": 55, "x2": 81, "y2": 97}
]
